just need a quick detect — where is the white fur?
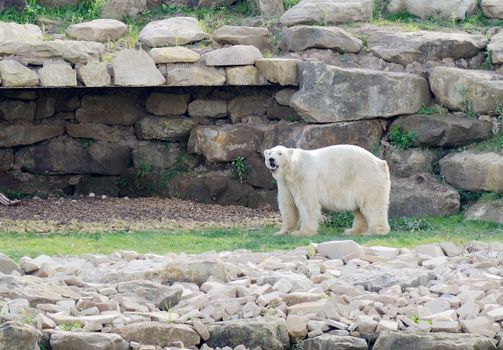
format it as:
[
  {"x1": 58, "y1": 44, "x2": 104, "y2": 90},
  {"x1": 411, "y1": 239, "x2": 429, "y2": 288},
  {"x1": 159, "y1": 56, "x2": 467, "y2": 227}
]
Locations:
[{"x1": 264, "y1": 145, "x2": 391, "y2": 236}]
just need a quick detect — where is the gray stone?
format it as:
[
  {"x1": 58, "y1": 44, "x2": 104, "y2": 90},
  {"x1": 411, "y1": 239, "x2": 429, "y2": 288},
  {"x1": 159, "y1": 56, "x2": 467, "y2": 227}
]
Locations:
[
  {"x1": 228, "y1": 95, "x2": 270, "y2": 123},
  {"x1": 482, "y1": 0, "x2": 503, "y2": 19},
  {"x1": 254, "y1": 0, "x2": 284, "y2": 16},
  {"x1": 429, "y1": 67, "x2": 503, "y2": 115},
  {"x1": 0, "y1": 100, "x2": 35, "y2": 121},
  {"x1": 135, "y1": 116, "x2": 198, "y2": 141},
  {"x1": 213, "y1": 26, "x2": 273, "y2": 50},
  {"x1": 113, "y1": 322, "x2": 200, "y2": 348},
  {"x1": 77, "y1": 61, "x2": 111, "y2": 87},
  {"x1": 385, "y1": 148, "x2": 434, "y2": 177},
  {"x1": 280, "y1": 26, "x2": 362, "y2": 53},
  {"x1": 390, "y1": 174, "x2": 460, "y2": 217},
  {"x1": 275, "y1": 89, "x2": 296, "y2": 105},
  {"x1": 50, "y1": 331, "x2": 129, "y2": 350},
  {"x1": 488, "y1": 31, "x2": 503, "y2": 64},
  {"x1": 226, "y1": 66, "x2": 268, "y2": 85},
  {"x1": 66, "y1": 19, "x2": 127, "y2": 42},
  {"x1": 167, "y1": 65, "x2": 226, "y2": 86},
  {"x1": 188, "y1": 124, "x2": 264, "y2": 162},
  {"x1": 149, "y1": 47, "x2": 200, "y2": 64},
  {"x1": 111, "y1": 49, "x2": 165, "y2": 87},
  {"x1": 0, "y1": 60, "x2": 39, "y2": 87},
  {"x1": 317, "y1": 240, "x2": 364, "y2": 260},
  {"x1": 301, "y1": 334, "x2": 367, "y2": 350},
  {"x1": 0, "y1": 121, "x2": 64, "y2": 147},
  {"x1": 387, "y1": 0, "x2": 477, "y2": 20},
  {"x1": 0, "y1": 321, "x2": 41, "y2": 350},
  {"x1": 145, "y1": 93, "x2": 189, "y2": 116},
  {"x1": 280, "y1": 0, "x2": 372, "y2": 26},
  {"x1": 35, "y1": 96, "x2": 56, "y2": 119},
  {"x1": 132, "y1": 141, "x2": 182, "y2": 170},
  {"x1": 0, "y1": 40, "x2": 104, "y2": 65},
  {"x1": 255, "y1": 58, "x2": 300, "y2": 85},
  {"x1": 373, "y1": 330, "x2": 496, "y2": 350},
  {"x1": 117, "y1": 280, "x2": 182, "y2": 310},
  {"x1": 460, "y1": 317, "x2": 497, "y2": 338},
  {"x1": 0, "y1": 22, "x2": 42, "y2": 43},
  {"x1": 67, "y1": 123, "x2": 135, "y2": 145},
  {"x1": 38, "y1": 61, "x2": 77, "y2": 87},
  {"x1": 101, "y1": 0, "x2": 147, "y2": 19},
  {"x1": 291, "y1": 62, "x2": 431, "y2": 122},
  {"x1": 439, "y1": 151, "x2": 503, "y2": 193},
  {"x1": 207, "y1": 318, "x2": 289, "y2": 350},
  {"x1": 77, "y1": 95, "x2": 141, "y2": 126},
  {"x1": 188, "y1": 100, "x2": 227, "y2": 118},
  {"x1": 203, "y1": 45, "x2": 263, "y2": 66},
  {"x1": 465, "y1": 199, "x2": 503, "y2": 224},
  {"x1": 139, "y1": 17, "x2": 209, "y2": 47},
  {"x1": 159, "y1": 259, "x2": 228, "y2": 285},
  {"x1": 390, "y1": 114, "x2": 492, "y2": 147},
  {"x1": 368, "y1": 30, "x2": 487, "y2": 65},
  {"x1": 0, "y1": 253, "x2": 21, "y2": 275}
]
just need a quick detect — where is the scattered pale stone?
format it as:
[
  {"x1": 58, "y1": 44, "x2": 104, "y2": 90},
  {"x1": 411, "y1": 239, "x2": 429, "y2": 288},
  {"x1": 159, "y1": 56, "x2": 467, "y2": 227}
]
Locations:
[
  {"x1": 0, "y1": 321, "x2": 41, "y2": 349},
  {"x1": 139, "y1": 17, "x2": 209, "y2": 47},
  {"x1": 415, "y1": 244, "x2": 445, "y2": 258},
  {"x1": 317, "y1": 240, "x2": 364, "y2": 260},
  {"x1": 66, "y1": 19, "x2": 127, "y2": 42},
  {"x1": 487, "y1": 307, "x2": 503, "y2": 321},
  {"x1": 50, "y1": 331, "x2": 129, "y2": 350},
  {"x1": 431, "y1": 320, "x2": 460, "y2": 333},
  {"x1": 0, "y1": 253, "x2": 21, "y2": 274},
  {"x1": 149, "y1": 47, "x2": 200, "y2": 64},
  {"x1": 376, "y1": 320, "x2": 398, "y2": 333},
  {"x1": 286, "y1": 315, "x2": 308, "y2": 340},
  {"x1": 111, "y1": 49, "x2": 165, "y2": 86},
  {"x1": 213, "y1": 26, "x2": 273, "y2": 50},
  {"x1": 0, "y1": 22, "x2": 42, "y2": 43},
  {"x1": 255, "y1": 58, "x2": 300, "y2": 85},
  {"x1": 192, "y1": 319, "x2": 210, "y2": 341},
  {"x1": 300, "y1": 334, "x2": 367, "y2": 350},
  {"x1": 460, "y1": 316, "x2": 497, "y2": 338},
  {"x1": 113, "y1": 322, "x2": 200, "y2": 348},
  {"x1": 439, "y1": 242, "x2": 462, "y2": 257},
  {"x1": 38, "y1": 61, "x2": 77, "y2": 87},
  {"x1": 0, "y1": 60, "x2": 39, "y2": 87},
  {"x1": 77, "y1": 60, "x2": 111, "y2": 87}
]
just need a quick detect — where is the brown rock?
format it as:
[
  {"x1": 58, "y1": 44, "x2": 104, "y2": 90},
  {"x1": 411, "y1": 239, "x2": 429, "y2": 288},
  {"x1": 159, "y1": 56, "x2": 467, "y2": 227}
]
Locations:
[
  {"x1": 76, "y1": 95, "x2": 141, "y2": 126},
  {"x1": 135, "y1": 116, "x2": 198, "y2": 141},
  {"x1": 145, "y1": 93, "x2": 189, "y2": 116},
  {"x1": 0, "y1": 121, "x2": 64, "y2": 147},
  {"x1": 228, "y1": 95, "x2": 270, "y2": 123}
]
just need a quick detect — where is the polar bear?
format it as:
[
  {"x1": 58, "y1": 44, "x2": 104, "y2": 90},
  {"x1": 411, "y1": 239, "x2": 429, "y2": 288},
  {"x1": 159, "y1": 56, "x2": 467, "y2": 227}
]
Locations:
[{"x1": 264, "y1": 145, "x2": 390, "y2": 236}]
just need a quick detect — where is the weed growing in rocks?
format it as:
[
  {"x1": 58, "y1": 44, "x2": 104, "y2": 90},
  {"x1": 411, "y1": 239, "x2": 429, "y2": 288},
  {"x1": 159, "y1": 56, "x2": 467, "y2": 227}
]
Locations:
[
  {"x1": 325, "y1": 211, "x2": 354, "y2": 228},
  {"x1": 283, "y1": 0, "x2": 300, "y2": 10},
  {"x1": 459, "y1": 87, "x2": 477, "y2": 119},
  {"x1": 78, "y1": 138, "x2": 95, "y2": 149},
  {"x1": 389, "y1": 126, "x2": 417, "y2": 150},
  {"x1": 136, "y1": 163, "x2": 153, "y2": 179},
  {"x1": 418, "y1": 104, "x2": 440, "y2": 115},
  {"x1": 231, "y1": 155, "x2": 249, "y2": 183}
]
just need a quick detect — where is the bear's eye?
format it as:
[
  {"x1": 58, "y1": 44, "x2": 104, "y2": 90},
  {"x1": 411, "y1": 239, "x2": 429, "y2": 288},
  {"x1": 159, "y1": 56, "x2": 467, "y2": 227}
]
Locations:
[{"x1": 278, "y1": 152, "x2": 282, "y2": 155}]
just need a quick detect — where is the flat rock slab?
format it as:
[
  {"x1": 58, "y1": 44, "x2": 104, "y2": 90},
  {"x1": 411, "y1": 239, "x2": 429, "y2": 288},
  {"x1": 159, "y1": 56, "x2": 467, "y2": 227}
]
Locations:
[
  {"x1": 0, "y1": 60, "x2": 39, "y2": 87},
  {"x1": 390, "y1": 113, "x2": 492, "y2": 147},
  {"x1": 430, "y1": 67, "x2": 503, "y2": 115},
  {"x1": 111, "y1": 49, "x2": 165, "y2": 86},
  {"x1": 385, "y1": 148, "x2": 434, "y2": 177},
  {"x1": 226, "y1": 66, "x2": 268, "y2": 85},
  {"x1": 0, "y1": 121, "x2": 64, "y2": 147},
  {"x1": 212, "y1": 25, "x2": 273, "y2": 50},
  {"x1": 368, "y1": 30, "x2": 487, "y2": 65},
  {"x1": 113, "y1": 322, "x2": 200, "y2": 348},
  {"x1": 291, "y1": 61, "x2": 431, "y2": 122},
  {"x1": 280, "y1": 26, "x2": 362, "y2": 53},
  {"x1": 488, "y1": 31, "x2": 503, "y2": 64},
  {"x1": 440, "y1": 151, "x2": 503, "y2": 193},
  {"x1": 139, "y1": 17, "x2": 209, "y2": 47},
  {"x1": 255, "y1": 58, "x2": 300, "y2": 85},
  {"x1": 482, "y1": 0, "x2": 503, "y2": 19},
  {"x1": 0, "y1": 40, "x2": 104, "y2": 65},
  {"x1": 0, "y1": 22, "x2": 42, "y2": 43},
  {"x1": 38, "y1": 61, "x2": 77, "y2": 87},
  {"x1": 203, "y1": 45, "x2": 263, "y2": 66},
  {"x1": 280, "y1": 0, "x2": 372, "y2": 26},
  {"x1": 300, "y1": 334, "x2": 368, "y2": 350},
  {"x1": 387, "y1": 0, "x2": 477, "y2": 19},
  {"x1": 465, "y1": 199, "x2": 503, "y2": 224},
  {"x1": 135, "y1": 116, "x2": 197, "y2": 141},
  {"x1": 66, "y1": 19, "x2": 127, "y2": 42},
  {"x1": 0, "y1": 321, "x2": 41, "y2": 350},
  {"x1": 149, "y1": 46, "x2": 200, "y2": 64},
  {"x1": 166, "y1": 65, "x2": 225, "y2": 86},
  {"x1": 77, "y1": 61, "x2": 111, "y2": 87},
  {"x1": 77, "y1": 95, "x2": 141, "y2": 126},
  {"x1": 50, "y1": 331, "x2": 129, "y2": 350},
  {"x1": 390, "y1": 174, "x2": 460, "y2": 217}
]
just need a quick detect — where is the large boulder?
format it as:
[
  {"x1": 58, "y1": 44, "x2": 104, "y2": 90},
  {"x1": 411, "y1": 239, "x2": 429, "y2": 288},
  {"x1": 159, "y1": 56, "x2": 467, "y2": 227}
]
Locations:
[
  {"x1": 50, "y1": 331, "x2": 129, "y2": 350},
  {"x1": 300, "y1": 334, "x2": 368, "y2": 350},
  {"x1": 15, "y1": 137, "x2": 131, "y2": 175},
  {"x1": 139, "y1": 17, "x2": 209, "y2": 47},
  {"x1": 0, "y1": 40, "x2": 104, "y2": 65},
  {"x1": 482, "y1": 0, "x2": 503, "y2": 19},
  {"x1": 101, "y1": 0, "x2": 147, "y2": 19},
  {"x1": 0, "y1": 121, "x2": 65, "y2": 147},
  {"x1": 113, "y1": 322, "x2": 200, "y2": 348},
  {"x1": 280, "y1": 0, "x2": 372, "y2": 26},
  {"x1": 111, "y1": 49, "x2": 165, "y2": 86},
  {"x1": 291, "y1": 61, "x2": 431, "y2": 122},
  {"x1": 188, "y1": 125, "x2": 264, "y2": 162},
  {"x1": 0, "y1": 22, "x2": 42, "y2": 43},
  {"x1": 368, "y1": 30, "x2": 487, "y2": 65},
  {"x1": 263, "y1": 120, "x2": 383, "y2": 151},
  {"x1": 390, "y1": 174, "x2": 460, "y2": 217},
  {"x1": 280, "y1": 25, "x2": 362, "y2": 53},
  {"x1": 203, "y1": 45, "x2": 263, "y2": 66},
  {"x1": 212, "y1": 25, "x2": 273, "y2": 50},
  {"x1": 387, "y1": 0, "x2": 477, "y2": 20},
  {"x1": 207, "y1": 318, "x2": 289, "y2": 350},
  {"x1": 66, "y1": 19, "x2": 127, "y2": 42},
  {"x1": 166, "y1": 65, "x2": 226, "y2": 86},
  {"x1": 38, "y1": 61, "x2": 77, "y2": 87},
  {"x1": 135, "y1": 116, "x2": 197, "y2": 141},
  {"x1": 488, "y1": 31, "x2": 503, "y2": 64},
  {"x1": 77, "y1": 95, "x2": 142, "y2": 126},
  {"x1": 0, "y1": 321, "x2": 41, "y2": 350},
  {"x1": 439, "y1": 151, "x2": 503, "y2": 193},
  {"x1": 0, "y1": 60, "x2": 38, "y2": 87},
  {"x1": 373, "y1": 330, "x2": 496, "y2": 350},
  {"x1": 385, "y1": 148, "x2": 434, "y2": 177},
  {"x1": 429, "y1": 67, "x2": 503, "y2": 115},
  {"x1": 390, "y1": 113, "x2": 492, "y2": 147},
  {"x1": 465, "y1": 199, "x2": 503, "y2": 224}
]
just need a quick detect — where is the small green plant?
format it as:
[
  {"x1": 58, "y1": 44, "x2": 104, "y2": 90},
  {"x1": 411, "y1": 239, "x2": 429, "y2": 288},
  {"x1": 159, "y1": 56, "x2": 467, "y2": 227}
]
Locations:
[
  {"x1": 418, "y1": 104, "x2": 439, "y2": 115},
  {"x1": 60, "y1": 322, "x2": 81, "y2": 331},
  {"x1": 459, "y1": 87, "x2": 477, "y2": 118},
  {"x1": 389, "y1": 126, "x2": 417, "y2": 150},
  {"x1": 496, "y1": 103, "x2": 503, "y2": 118},
  {"x1": 390, "y1": 217, "x2": 434, "y2": 232},
  {"x1": 355, "y1": 32, "x2": 369, "y2": 49},
  {"x1": 136, "y1": 163, "x2": 154, "y2": 179},
  {"x1": 164, "y1": 142, "x2": 172, "y2": 152},
  {"x1": 283, "y1": 0, "x2": 300, "y2": 9},
  {"x1": 231, "y1": 156, "x2": 249, "y2": 184},
  {"x1": 325, "y1": 211, "x2": 354, "y2": 228},
  {"x1": 78, "y1": 138, "x2": 95, "y2": 149},
  {"x1": 115, "y1": 177, "x2": 128, "y2": 188}
]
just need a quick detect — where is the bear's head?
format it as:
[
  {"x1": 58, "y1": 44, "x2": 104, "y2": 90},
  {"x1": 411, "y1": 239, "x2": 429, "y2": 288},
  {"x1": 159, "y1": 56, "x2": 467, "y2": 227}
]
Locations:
[{"x1": 264, "y1": 145, "x2": 291, "y2": 177}]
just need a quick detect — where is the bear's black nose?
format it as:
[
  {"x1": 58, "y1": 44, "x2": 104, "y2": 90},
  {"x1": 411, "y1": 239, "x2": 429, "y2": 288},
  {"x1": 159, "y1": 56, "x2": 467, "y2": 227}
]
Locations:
[{"x1": 269, "y1": 158, "x2": 275, "y2": 164}]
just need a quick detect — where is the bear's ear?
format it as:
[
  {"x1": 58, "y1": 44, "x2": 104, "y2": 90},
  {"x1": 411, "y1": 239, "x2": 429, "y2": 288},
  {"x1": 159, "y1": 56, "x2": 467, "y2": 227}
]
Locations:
[{"x1": 263, "y1": 150, "x2": 269, "y2": 158}]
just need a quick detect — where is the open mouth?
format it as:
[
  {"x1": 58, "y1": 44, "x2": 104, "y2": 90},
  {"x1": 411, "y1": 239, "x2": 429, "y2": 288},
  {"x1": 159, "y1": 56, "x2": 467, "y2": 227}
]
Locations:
[{"x1": 269, "y1": 164, "x2": 278, "y2": 172}]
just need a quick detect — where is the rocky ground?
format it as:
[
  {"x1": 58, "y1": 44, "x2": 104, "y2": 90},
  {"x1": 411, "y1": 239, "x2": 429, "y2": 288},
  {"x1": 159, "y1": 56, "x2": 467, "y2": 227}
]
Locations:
[{"x1": 0, "y1": 228, "x2": 503, "y2": 349}]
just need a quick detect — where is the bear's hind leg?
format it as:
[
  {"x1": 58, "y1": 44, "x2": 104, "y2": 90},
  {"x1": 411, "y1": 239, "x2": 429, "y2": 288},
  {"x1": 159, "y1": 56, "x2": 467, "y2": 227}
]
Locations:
[
  {"x1": 361, "y1": 206, "x2": 390, "y2": 236},
  {"x1": 344, "y1": 209, "x2": 368, "y2": 235}
]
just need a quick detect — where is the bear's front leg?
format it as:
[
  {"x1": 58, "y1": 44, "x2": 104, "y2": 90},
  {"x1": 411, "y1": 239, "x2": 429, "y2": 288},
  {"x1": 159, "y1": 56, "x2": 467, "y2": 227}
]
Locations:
[
  {"x1": 276, "y1": 182, "x2": 299, "y2": 235},
  {"x1": 290, "y1": 192, "x2": 321, "y2": 237}
]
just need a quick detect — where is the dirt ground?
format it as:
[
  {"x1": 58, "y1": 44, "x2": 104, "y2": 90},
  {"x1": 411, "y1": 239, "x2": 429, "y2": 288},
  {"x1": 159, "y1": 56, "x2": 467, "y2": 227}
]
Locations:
[{"x1": 0, "y1": 197, "x2": 280, "y2": 233}]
